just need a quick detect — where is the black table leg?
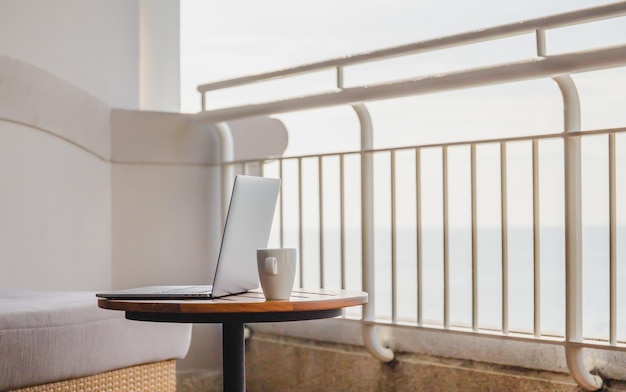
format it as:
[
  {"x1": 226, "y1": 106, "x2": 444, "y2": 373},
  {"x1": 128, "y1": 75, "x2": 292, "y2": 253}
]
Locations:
[{"x1": 222, "y1": 321, "x2": 245, "y2": 392}]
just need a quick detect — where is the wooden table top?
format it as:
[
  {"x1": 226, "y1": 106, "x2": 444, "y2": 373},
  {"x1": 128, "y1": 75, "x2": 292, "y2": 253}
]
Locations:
[{"x1": 97, "y1": 288, "x2": 367, "y2": 315}]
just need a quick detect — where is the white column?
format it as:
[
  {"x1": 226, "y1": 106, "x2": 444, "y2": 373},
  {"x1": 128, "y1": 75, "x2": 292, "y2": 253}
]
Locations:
[{"x1": 140, "y1": 0, "x2": 181, "y2": 111}]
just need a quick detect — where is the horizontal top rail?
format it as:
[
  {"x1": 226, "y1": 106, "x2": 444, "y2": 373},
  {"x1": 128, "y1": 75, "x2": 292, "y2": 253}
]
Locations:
[
  {"x1": 197, "y1": 1, "x2": 626, "y2": 95},
  {"x1": 195, "y1": 44, "x2": 626, "y2": 123},
  {"x1": 221, "y1": 125, "x2": 626, "y2": 165}
]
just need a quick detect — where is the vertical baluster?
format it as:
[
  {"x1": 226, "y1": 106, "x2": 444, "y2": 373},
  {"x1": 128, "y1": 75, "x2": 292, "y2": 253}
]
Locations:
[
  {"x1": 471, "y1": 144, "x2": 478, "y2": 332},
  {"x1": 391, "y1": 150, "x2": 398, "y2": 324},
  {"x1": 319, "y1": 156, "x2": 325, "y2": 289},
  {"x1": 298, "y1": 158, "x2": 304, "y2": 287},
  {"x1": 533, "y1": 139, "x2": 541, "y2": 338},
  {"x1": 222, "y1": 163, "x2": 232, "y2": 226},
  {"x1": 559, "y1": 75, "x2": 603, "y2": 390},
  {"x1": 536, "y1": 29, "x2": 547, "y2": 57},
  {"x1": 279, "y1": 159, "x2": 284, "y2": 248},
  {"x1": 609, "y1": 133, "x2": 617, "y2": 345},
  {"x1": 501, "y1": 142, "x2": 509, "y2": 335},
  {"x1": 416, "y1": 148, "x2": 423, "y2": 327},
  {"x1": 356, "y1": 103, "x2": 394, "y2": 362},
  {"x1": 340, "y1": 154, "x2": 346, "y2": 290},
  {"x1": 336, "y1": 66, "x2": 344, "y2": 89},
  {"x1": 443, "y1": 146, "x2": 450, "y2": 329}
]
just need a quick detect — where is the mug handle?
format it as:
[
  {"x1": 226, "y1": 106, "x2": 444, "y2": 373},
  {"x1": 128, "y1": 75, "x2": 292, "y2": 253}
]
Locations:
[{"x1": 264, "y1": 257, "x2": 278, "y2": 276}]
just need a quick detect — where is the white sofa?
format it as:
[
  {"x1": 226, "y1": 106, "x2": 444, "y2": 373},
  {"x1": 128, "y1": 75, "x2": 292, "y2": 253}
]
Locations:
[{"x1": 0, "y1": 291, "x2": 191, "y2": 391}]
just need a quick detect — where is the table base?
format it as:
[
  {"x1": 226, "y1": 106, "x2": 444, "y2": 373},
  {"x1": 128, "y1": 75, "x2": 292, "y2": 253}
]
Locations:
[
  {"x1": 127, "y1": 308, "x2": 342, "y2": 392},
  {"x1": 223, "y1": 321, "x2": 245, "y2": 392}
]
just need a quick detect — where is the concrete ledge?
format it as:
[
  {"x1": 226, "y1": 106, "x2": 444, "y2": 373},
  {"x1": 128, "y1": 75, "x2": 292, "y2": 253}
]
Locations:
[
  {"x1": 111, "y1": 111, "x2": 289, "y2": 166},
  {"x1": 246, "y1": 331, "x2": 583, "y2": 392},
  {"x1": 111, "y1": 109, "x2": 219, "y2": 166},
  {"x1": 177, "y1": 330, "x2": 626, "y2": 391},
  {"x1": 177, "y1": 369, "x2": 222, "y2": 392}
]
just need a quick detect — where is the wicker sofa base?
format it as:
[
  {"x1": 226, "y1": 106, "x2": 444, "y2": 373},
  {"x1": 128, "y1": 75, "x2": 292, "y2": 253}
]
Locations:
[{"x1": 8, "y1": 360, "x2": 176, "y2": 392}]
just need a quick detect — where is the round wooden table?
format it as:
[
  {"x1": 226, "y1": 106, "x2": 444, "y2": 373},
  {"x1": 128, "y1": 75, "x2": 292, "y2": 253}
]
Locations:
[{"x1": 98, "y1": 288, "x2": 367, "y2": 392}]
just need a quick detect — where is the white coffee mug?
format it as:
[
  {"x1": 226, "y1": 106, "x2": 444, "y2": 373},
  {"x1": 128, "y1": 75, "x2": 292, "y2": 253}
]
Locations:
[{"x1": 256, "y1": 248, "x2": 297, "y2": 300}]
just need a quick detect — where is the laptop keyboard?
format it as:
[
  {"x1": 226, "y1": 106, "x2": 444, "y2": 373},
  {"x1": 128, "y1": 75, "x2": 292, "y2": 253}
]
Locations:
[{"x1": 158, "y1": 286, "x2": 213, "y2": 294}]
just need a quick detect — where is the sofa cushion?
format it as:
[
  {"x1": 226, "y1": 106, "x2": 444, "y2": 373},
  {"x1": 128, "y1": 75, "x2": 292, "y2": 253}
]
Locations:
[{"x1": 0, "y1": 291, "x2": 191, "y2": 390}]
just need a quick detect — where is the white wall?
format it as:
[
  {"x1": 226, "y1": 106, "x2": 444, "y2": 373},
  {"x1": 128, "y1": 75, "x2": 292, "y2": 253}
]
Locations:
[
  {"x1": 0, "y1": 122, "x2": 112, "y2": 290},
  {"x1": 0, "y1": 0, "x2": 182, "y2": 111},
  {"x1": 0, "y1": 0, "x2": 140, "y2": 109},
  {"x1": 110, "y1": 110, "x2": 222, "y2": 291}
]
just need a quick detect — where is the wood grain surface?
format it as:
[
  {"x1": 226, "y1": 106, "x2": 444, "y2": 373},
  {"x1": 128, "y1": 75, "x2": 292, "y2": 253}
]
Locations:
[{"x1": 98, "y1": 288, "x2": 367, "y2": 314}]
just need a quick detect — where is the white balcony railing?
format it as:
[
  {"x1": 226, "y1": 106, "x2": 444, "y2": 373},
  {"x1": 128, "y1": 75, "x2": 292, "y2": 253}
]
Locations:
[{"x1": 195, "y1": 3, "x2": 626, "y2": 390}]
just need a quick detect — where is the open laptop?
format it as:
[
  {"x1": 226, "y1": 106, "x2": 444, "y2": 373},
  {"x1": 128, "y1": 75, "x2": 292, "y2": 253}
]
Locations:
[{"x1": 96, "y1": 175, "x2": 281, "y2": 300}]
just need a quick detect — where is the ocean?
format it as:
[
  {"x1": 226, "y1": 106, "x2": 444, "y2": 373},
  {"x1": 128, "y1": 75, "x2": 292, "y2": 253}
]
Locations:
[{"x1": 271, "y1": 225, "x2": 626, "y2": 341}]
